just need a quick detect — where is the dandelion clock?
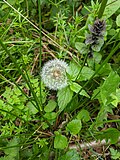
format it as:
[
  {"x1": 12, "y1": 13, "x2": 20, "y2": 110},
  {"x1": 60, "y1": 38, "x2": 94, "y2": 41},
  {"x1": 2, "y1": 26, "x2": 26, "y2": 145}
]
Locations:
[{"x1": 41, "y1": 59, "x2": 68, "y2": 90}]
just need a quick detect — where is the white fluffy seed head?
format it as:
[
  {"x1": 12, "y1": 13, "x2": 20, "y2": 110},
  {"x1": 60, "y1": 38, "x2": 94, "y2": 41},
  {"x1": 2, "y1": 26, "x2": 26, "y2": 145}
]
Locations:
[{"x1": 41, "y1": 59, "x2": 68, "y2": 90}]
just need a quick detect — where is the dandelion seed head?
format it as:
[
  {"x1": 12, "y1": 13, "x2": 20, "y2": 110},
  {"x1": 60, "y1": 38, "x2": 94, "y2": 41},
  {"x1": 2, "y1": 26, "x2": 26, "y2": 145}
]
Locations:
[{"x1": 41, "y1": 59, "x2": 68, "y2": 90}]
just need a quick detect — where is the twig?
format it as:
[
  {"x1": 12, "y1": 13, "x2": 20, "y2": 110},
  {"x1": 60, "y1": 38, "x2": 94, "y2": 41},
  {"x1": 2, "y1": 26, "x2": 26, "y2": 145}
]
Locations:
[
  {"x1": 42, "y1": 43, "x2": 57, "y2": 59},
  {"x1": 69, "y1": 139, "x2": 107, "y2": 150},
  {"x1": 31, "y1": 53, "x2": 39, "y2": 74},
  {"x1": 69, "y1": 138, "x2": 120, "y2": 150}
]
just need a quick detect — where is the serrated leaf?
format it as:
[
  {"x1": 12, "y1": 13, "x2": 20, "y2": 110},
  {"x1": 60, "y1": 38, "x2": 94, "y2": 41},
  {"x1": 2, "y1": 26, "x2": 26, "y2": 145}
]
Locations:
[
  {"x1": 70, "y1": 82, "x2": 90, "y2": 98},
  {"x1": 75, "y1": 42, "x2": 88, "y2": 54},
  {"x1": 96, "y1": 63, "x2": 112, "y2": 76},
  {"x1": 97, "y1": 128, "x2": 120, "y2": 144},
  {"x1": 78, "y1": 66, "x2": 95, "y2": 81},
  {"x1": 54, "y1": 134, "x2": 68, "y2": 149},
  {"x1": 100, "y1": 71, "x2": 120, "y2": 105},
  {"x1": 57, "y1": 86, "x2": 73, "y2": 111},
  {"x1": 44, "y1": 100, "x2": 57, "y2": 112},
  {"x1": 103, "y1": 0, "x2": 120, "y2": 19},
  {"x1": 77, "y1": 109, "x2": 90, "y2": 122},
  {"x1": 66, "y1": 62, "x2": 81, "y2": 80},
  {"x1": 66, "y1": 119, "x2": 82, "y2": 135}
]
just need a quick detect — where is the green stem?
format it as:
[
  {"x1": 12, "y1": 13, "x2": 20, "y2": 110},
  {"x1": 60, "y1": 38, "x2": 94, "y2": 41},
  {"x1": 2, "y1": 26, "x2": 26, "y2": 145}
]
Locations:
[
  {"x1": 98, "y1": 0, "x2": 108, "y2": 19},
  {"x1": 38, "y1": 0, "x2": 42, "y2": 110}
]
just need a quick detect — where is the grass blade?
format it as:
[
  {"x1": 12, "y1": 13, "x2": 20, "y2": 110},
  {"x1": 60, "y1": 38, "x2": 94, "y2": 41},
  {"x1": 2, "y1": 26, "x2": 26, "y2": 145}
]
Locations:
[
  {"x1": 98, "y1": 0, "x2": 108, "y2": 18},
  {"x1": 38, "y1": 0, "x2": 42, "y2": 109}
]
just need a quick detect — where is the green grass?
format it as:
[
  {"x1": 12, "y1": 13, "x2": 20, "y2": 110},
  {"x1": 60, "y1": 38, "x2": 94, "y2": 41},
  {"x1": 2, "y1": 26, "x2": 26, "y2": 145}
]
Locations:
[{"x1": 0, "y1": 0, "x2": 120, "y2": 159}]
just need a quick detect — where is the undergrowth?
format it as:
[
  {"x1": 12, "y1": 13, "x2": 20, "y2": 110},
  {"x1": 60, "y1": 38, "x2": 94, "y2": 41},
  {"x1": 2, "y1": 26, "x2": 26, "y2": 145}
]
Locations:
[{"x1": 0, "y1": 0, "x2": 120, "y2": 159}]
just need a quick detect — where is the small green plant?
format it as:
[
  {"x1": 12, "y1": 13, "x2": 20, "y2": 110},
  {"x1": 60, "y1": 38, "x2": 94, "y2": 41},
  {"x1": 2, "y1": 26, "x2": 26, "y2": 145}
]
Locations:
[
  {"x1": 110, "y1": 148, "x2": 120, "y2": 160},
  {"x1": 0, "y1": 0, "x2": 120, "y2": 159}
]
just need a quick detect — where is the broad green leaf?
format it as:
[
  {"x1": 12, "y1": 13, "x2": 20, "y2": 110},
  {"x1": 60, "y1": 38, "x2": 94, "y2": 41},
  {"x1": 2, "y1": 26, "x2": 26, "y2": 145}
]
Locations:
[
  {"x1": 27, "y1": 101, "x2": 38, "y2": 114},
  {"x1": 70, "y1": 82, "x2": 90, "y2": 98},
  {"x1": 65, "y1": 96, "x2": 79, "y2": 112},
  {"x1": 58, "y1": 149, "x2": 80, "y2": 160},
  {"x1": 57, "y1": 86, "x2": 73, "y2": 111},
  {"x1": 78, "y1": 66, "x2": 95, "y2": 81},
  {"x1": 75, "y1": 42, "x2": 89, "y2": 54},
  {"x1": 54, "y1": 134, "x2": 68, "y2": 149},
  {"x1": 87, "y1": 52, "x2": 102, "y2": 69},
  {"x1": 116, "y1": 14, "x2": 120, "y2": 27},
  {"x1": 66, "y1": 119, "x2": 82, "y2": 135},
  {"x1": 100, "y1": 71, "x2": 120, "y2": 105},
  {"x1": 66, "y1": 62, "x2": 81, "y2": 80},
  {"x1": 108, "y1": 28, "x2": 116, "y2": 36},
  {"x1": 103, "y1": 0, "x2": 120, "y2": 19},
  {"x1": 77, "y1": 109, "x2": 90, "y2": 122},
  {"x1": 44, "y1": 112, "x2": 57, "y2": 120},
  {"x1": 44, "y1": 100, "x2": 57, "y2": 112},
  {"x1": 91, "y1": 38, "x2": 104, "y2": 52},
  {"x1": 95, "y1": 63, "x2": 112, "y2": 76},
  {"x1": 97, "y1": 128, "x2": 120, "y2": 144}
]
